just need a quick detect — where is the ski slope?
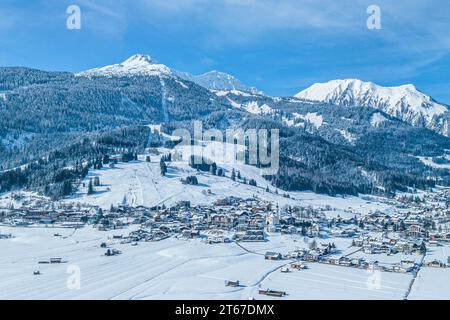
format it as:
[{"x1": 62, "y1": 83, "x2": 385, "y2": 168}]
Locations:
[
  {"x1": 65, "y1": 151, "x2": 392, "y2": 216},
  {"x1": 68, "y1": 153, "x2": 295, "y2": 209}
]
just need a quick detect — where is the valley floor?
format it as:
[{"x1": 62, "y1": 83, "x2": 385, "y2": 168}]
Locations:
[
  {"x1": 1, "y1": 150, "x2": 448, "y2": 300},
  {"x1": 0, "y1": 226, "x2": 447, "y2": 300}
]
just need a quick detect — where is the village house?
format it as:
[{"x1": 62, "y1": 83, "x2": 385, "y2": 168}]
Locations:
[{"x1": 264, "y1": 252, "x2": 282, "y2": 260}]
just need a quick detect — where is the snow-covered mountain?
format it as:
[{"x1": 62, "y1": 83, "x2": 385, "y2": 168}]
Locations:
[
  {"x1": 295, "y1": 79, "x2": 450, "y2": 136},
  {"x1": 78, "y1": 54, "x2": 261, "y2": 95},
  {"x1": 175, "y1": 70, "x2": 262, "y2": 95},
  {"x1": 77, "y1": 54, "x2": 173, "y2": 78}
]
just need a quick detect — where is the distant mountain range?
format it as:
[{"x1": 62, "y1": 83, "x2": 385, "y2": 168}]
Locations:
[
  {"x1": 79, "y1": 55, "x2": 449, "y2": 137},
  {"x1": 78, "y1": 54, "x2": 262, "y2": 94},
  {"x1": 174, "y1": 70, "x2": 262, "y2": 95},
  {"x1": 296, "y1": 79, "x2": 450, "y2": 137}
]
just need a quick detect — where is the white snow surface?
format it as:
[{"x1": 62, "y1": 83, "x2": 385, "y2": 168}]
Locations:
[
  {"x1": 409, "y1": 246, "x2": 450, "y2": 299},
  {"x1": 177, "y1": 70, "x2": 262, "y2": 95},
  {"x1": 304, "y1": 113, "x2": 324, "y2": 129},
  {"x1": 336, "y1": 129, "x2": 357, "y2": 144},
  {"x1": 0, "y1": 227, "x2": 414, "y2": 300},
  {"x1": 214, "y1": 90, "x2": 254, "y2": 97},
  {"x1": 295, "y1": 79, "x2": 448, "y2": 128},
  {"x1": 244, "y1": 101, "x2": 274, "y2": 115},
  {"x1": 370, "y1": 112, "x2": 389, "y2": 127},
  {"x1": 77, "y1": 54, "x2": 173, "y2": 78},
  {"x1": 283, "y1": 113, "x2": 324, "y2": 129}
]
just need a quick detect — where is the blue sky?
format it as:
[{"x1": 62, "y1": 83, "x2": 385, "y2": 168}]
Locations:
[{"x1": 0, "y1": 0, "x2": 449, "y2": 102}]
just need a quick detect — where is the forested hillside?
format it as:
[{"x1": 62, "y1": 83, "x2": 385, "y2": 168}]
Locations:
[{"x1": 0, "y1": 67, "x2": 449, "y2": 199}]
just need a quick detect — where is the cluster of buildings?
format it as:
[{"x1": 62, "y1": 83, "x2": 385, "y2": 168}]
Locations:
[{"x1": 1, "y1": 188, "x2": 449, "y2": 271}]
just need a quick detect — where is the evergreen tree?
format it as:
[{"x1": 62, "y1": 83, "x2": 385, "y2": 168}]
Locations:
[
  {"x1": 87, "y1": 179, "x2": 95, "y2": 195},
  {"x1": 160, "y1": 159, "x2": 168, "y2": 176},
  {"x1": 309, "y1": 240, "x2": 318, "y2": 250},
  {"x1": 210, "y1": 162, "x2": 217, "y2": 176},
  {"x1": 231, "y1": 169, "x2": 236, "y2": 181}
]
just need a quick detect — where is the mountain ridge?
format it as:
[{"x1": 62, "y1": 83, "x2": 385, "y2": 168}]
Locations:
[
  {"x1": 295, "y1": 79, "x2": 449, "y2": 136},
  {"x1": 77, "y1": 54, "x2": 262, "y2": 95}
]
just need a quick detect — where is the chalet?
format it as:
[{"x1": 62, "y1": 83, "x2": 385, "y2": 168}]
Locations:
[
  {"x1": 280, "y1": 267, "x2": 290, "y2": 273},
  {"x1": 208, "y1": 214, "x2": 232, "y2": 229},
  {"x1": 427, "y1": 260, "x2": 447, "y2": 268},
  {"x1": 61, "y1": 221, "x2": 84, "y2": 228},
  {"x1": 304, "y1": 252, "x2": 321, "y2": 262},
  {"x1": 290, "y1": 262, "x2": 308, "y2": 270},
  {"x1": 206, "y1": 230, "x2": 227, "y2": 244},
  {"x1": 392, "y1": 264, "x2": 408, "y2": 273},
  {"x1": 105, "y1": 249, "x2": 121, "y2": 256},
  {"x1": 338, "y1": 256, "x2": 351, "y2": 267},
  {"x1": 153, "y1": 230, "x2": 169, "y2": 241},
  {"x1": 40, "y1": 218, "x2": 54, "y2": 225},
  {"x1": 225, "y1": 280, "x2": 240, "y2": 287},
  {"x1": 310, "y1": 224, "x2": 321, "y2": 237},
  {"x1": 181, "y1": 230, "x2": 194, "y2": 239},
  {"x1": 350, "y1": 258, "x2": 365, "y2": 268},
  {"x1": 408, "y1": 224, "x2": 426, "y2": 238},
  {"x1": 0, "y1": 233, "x2": 12, "y2": 239},
  {"x1": 265, "y1": 252, "x2": 282, "y2": 260},
  {"x1": 429, "y1": 232, "x2": 450, "y2": 243},
  {"x1": 395, "y1": 241, "x2": 413, "y2": 253},
  {"x1": 353, "y1": 238, "x2": 365, "y2": 247},
  {"x1": 327, "y1": 258, "x2": 340, "y2": 265},
  {"x1": 239, "y1": 228, "x2": 265, "y2": 242},
  {"x1": 363, "y1": 244, "x2": 376, "y2": 254},
  {"x1": 176, "y1": 201, "x2": 191, "y2": 208},
  {"x1": 258, "y1": 289, "x2": 286, "y2": 297}
]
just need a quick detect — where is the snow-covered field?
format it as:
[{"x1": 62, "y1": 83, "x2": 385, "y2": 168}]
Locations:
[
  {"x1": 260, "y1": 263, "x2": 410, "y2": 300},
  {"x1": 409, "y1": 245, "x2": 450, "y2": 300},
  {"x1": 0, "y1": 226, "x2": 415, "y2": 300}
]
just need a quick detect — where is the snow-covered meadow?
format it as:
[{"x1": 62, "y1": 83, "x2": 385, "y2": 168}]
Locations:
[{"x1": 0, "y1": 226, "x2": 416, "y2": 300}]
